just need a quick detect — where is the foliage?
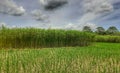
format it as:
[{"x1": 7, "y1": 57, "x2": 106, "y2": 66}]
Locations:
[
  {"x1": 106, "y1": 26, "x2": 119, "y2": 35},
  {"x1": 0, "y1": 28, "x2": 95, "y2": 48},
  {"x1": 95, "y1": 27, "x2": 106, "y2": 35},
  {"x1": 82, "y1": 26, "x2": 93, "y2": 32},
  {"x1": 95, "y1": 35, "x2": 120, "y2": 43}
]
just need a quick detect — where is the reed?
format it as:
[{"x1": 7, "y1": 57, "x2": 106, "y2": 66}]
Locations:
[
  {"x1": 0, "y1": 28, "x2": 95, "y2": 48},
  {"x1": 95, "y1": 35, "x2": 120, "y2": 43}
]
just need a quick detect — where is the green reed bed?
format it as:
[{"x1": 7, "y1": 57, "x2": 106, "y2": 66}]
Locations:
[
  {"x1": 95, "y1": 35, "x2": 120, "y2": 43},
  {"x1": 0, "y1": 28, "x2": 95, "y2": 48}
]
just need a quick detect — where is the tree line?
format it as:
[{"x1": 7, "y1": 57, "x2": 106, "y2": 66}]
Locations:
[{"x1": 82, "y1": 26, "x2": 120, "y2": 35}]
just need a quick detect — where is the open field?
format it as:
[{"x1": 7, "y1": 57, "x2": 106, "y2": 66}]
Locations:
[{"x1": 0, "y1": 43, "x2": 120, "y2": 73}]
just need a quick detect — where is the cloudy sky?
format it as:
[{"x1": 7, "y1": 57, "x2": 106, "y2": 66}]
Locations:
[{"x1": 0, "y1": 0, "x2": 120, "y2": 30}]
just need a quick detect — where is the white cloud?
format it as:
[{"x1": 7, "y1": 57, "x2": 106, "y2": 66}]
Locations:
[
  {"x1": 0, "y1": 0, "x2": 25, "y2": 16},
  {"x1": 84, "y1": 23, "x2": 97, "y2": 30},
  {"x1": 64, "y1": 22, "x2": 97, "y2": 31},
  {"x1": 83, "y1": 0, "x2": 113, "y2": 14},
  {"x1": 79, "y1": 0, "x2": 113, "y2": 24},
  {"x1": 10, "y1": 0, "x2": 115, "y2": 29},
  {"x1": 65, "y1": 23, "x2": 76, "y2": 30},
  {"x1": 31, "y1": 10, "x2": 49, "y2": 22},
  {"x1": 36, "y1": 0, "x2": 114, "y2": 29},
  {"x1": 39, "y1": 0, "x2": 46, "y2": 5}
]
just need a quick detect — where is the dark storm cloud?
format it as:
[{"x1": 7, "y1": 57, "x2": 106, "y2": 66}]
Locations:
[
  {"x1": 44, "y1": 1, "x2": 67, "y2": 10},
  {"x1": 39, "y1": 0, "x2": 68, "y2": 10}
]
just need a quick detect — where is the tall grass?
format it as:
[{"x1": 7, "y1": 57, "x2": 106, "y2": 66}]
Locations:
[
  {"x1": 95, "y1": 35, "x2": 120, "y2": 43},
  {"x1": 0, "y1": 28, "x2": 95, "y2": 48}
]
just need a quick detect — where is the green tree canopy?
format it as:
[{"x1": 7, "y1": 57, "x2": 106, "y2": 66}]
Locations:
[
  {"x1": 106, "y1": 26, "x2": 119, "y2": 35},
  {"x1": 82, "y1": 26, "x2": 93, "y2": 32},
  {"x1": 96, "y1": 27, "x2": 105, "y2": 35}
]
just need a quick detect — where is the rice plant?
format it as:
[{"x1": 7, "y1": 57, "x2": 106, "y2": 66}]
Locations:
[{"x1": 0, "y1": 43, "x2": 120, "y2": 73}]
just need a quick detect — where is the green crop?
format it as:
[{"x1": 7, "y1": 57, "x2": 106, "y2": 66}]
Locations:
[
  {"x1": 0, "y1": 28, "x2": 95, "y2": 48},
  {"x1": 95, "y1": 35, "x2": 120, "y2": 43},
  {"x1": 0, "y1": 43, "x2": 120, "y2": 73}
]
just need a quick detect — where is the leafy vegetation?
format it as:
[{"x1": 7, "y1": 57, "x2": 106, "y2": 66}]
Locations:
[
  {"x1": 95, "y1": 27, "x2": 106, "y2": 35},
  {"x1": 0, "y1": 28, "x2": 95, "y2": 48},
  {"x1": 106, "y1": 26, "x2": 119, "y2": 35},
  {"x1": 0, "y1": 43, "x2": 120, "y2": 73},
  {"x1": 82, "y1": 26, "x2": 93, "y2": 33},
  {"x1": 95, "y1": 35, "x2": 120, "y2": 43},
  {"x1": 95, "y1": 26, "x2": 120, "y2": 35}
]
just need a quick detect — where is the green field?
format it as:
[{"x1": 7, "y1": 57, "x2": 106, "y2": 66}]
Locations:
[{"x1": 0, "y1": 43, "x2": 120, "y2": 73}]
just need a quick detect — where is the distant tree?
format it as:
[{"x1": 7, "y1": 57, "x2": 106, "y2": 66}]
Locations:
[
  {"x1": 96, "y1": 27, "x2": 106, "y2": 35},
  {"x1": 106, "y1": 26, "x2": 119, "y2": 35},
  {"x1": 82, "y1": 26, "x2": 93, "y2": 32},
  {"x1": 0, "y1": 23, "x2": 6, "y2": 29}
]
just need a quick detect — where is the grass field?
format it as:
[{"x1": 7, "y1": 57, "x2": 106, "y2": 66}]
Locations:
[{"x1": 0, "y1": 43, "x2": 120, "y2": 73}]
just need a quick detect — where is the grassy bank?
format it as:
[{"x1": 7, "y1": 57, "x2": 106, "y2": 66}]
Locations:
[{"x1": 0, "y1": 43, "x2": 120, "y2": 73}]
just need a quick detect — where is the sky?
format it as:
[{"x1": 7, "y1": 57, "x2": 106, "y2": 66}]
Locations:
[{"x1": 0, "y1": 0, "x2": 120, "y2": 30}]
